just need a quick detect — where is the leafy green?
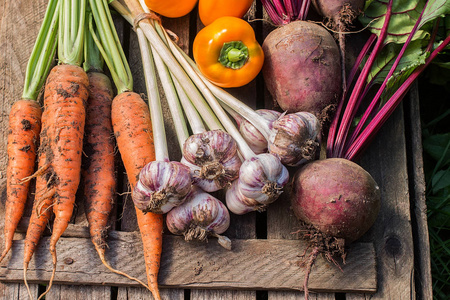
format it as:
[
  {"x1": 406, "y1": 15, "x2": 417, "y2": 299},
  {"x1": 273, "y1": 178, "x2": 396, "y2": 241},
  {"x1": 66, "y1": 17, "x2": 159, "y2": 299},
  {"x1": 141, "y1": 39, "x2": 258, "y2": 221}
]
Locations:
[
  {"x1": 419, "y1": 0, "x2": 450, "y2": 28},
  {"x1": 423, "y1": 133, "x2": 450, "y2": 167},
  {"x1": 359, "y1": 0, "x2": 450, "y2": 106},
  {"x1": 431, "y1": 168, "x2": 450, "y2": 194},
  {"x1": 367, "y1": 40, "x2": 428, "y2": 87},
  {"x1": 360, "y1": 0, "x2": 427, "y2": 45}
]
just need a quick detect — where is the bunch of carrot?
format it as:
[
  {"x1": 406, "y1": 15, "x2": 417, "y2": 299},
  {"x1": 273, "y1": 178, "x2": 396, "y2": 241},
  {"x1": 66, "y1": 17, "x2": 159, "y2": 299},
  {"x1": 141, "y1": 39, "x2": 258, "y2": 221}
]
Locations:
[{"x1": 2, "y1": 0, "x2": 163, "y2": 299}]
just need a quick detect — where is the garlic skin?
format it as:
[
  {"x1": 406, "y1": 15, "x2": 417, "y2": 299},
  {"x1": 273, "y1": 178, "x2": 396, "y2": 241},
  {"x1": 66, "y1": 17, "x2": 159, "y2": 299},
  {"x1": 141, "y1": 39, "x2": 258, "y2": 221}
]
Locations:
[
  {"x1": 226, "y1": 180, "x2": 265, "y2": 215},
  {"x1": 239, "y1": 109, "x2": 281, "y2": 154},
  {"x1": 166, "y1": 186, "x2": 231, "y2": 249},
  {"x1": 268, "y1": 112, "x2": 321, "y2": 166},
  {"x1": 132, "y1": 161, "x2": 192, "y2": 214},
  {"x1": 237, "y1": 153, "x2": 289, "y2": 204},
  {"x1": 182, "y1": 130, "x2": 241, "y2": 192}
]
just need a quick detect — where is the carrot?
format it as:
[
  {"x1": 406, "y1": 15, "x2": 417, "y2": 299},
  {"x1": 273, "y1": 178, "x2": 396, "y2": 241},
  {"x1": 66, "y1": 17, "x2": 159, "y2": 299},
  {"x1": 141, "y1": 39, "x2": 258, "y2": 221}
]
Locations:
[
  {"x1": 40, "y1": 63, "x2": 88, "y2": 298},
  {"x1": 23, "y1": 65, "x2": 88, "y2": 300},
  {"x1": 1, "y1": 0, "x2": 58, "y2": 266},
  {"x1": 1, "y1": 100, "x2": 41, "y2": 265},
  {"x1": 23, "y1": 148, "x2": 55, "y2": 297},
  {"x1": 29, "y1": 2, "x2": 89, "y2": 298},
  {"x1": 88, "y1": 0, "x2": 163, "y2": 296},
  {"x1": 112, "y1": 92, "x2": 163, "y2": 300},
  {"x1": 82, "y1": 70, "x2": 150, "y2": 288},
  {"x1": 83, "y1": 71, "x2": 116, "y2": 262}
]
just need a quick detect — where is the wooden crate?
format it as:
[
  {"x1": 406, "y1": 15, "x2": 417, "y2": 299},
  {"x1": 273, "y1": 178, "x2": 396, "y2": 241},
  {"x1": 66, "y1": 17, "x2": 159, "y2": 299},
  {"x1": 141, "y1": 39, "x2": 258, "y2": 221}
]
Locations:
[{"x1": 0, "y1": 1, "x2": 432, "y2": 299}]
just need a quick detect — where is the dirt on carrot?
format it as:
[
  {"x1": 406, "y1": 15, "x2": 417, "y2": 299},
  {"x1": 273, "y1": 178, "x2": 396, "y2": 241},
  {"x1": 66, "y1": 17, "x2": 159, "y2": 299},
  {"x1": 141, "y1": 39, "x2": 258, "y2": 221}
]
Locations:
[
  {"x1": 1, "y1": 99, "x2": 42, "y2": 264},
  {"x1": 83, "y1": 71, "x2": 116, "y2": 252},
  {"x1": 112, "y1": 91, "x2": 163, "y2": 300}
]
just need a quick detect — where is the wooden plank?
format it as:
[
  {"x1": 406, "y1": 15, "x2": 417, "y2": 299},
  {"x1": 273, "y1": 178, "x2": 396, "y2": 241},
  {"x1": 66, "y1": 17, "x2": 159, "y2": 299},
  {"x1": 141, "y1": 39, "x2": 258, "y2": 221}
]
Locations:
[
  {"x1": 351, "y1": 95, "x2": 415, "y2": 299},
  {"x1": 404, "y1": 82, "x2": 433, "y2": 300},
  {"x1": 0, "y1": 0, "x2": 50, "y2": 297},
  {"x1": 45, "y1": 285, "x2": 112, "y2": 300},
  {"x1": 0, "y1": 282, "x2": 39, "y2": 300},
  {"x1": 190, "y1": 3, "x2": 259, "y2": 299},
  {"x1": 0, "y1": 233, "x2": 376, "y2": 293},
  {"x1": 117, "y1": 287, "x2": 184, "y2": 300}
]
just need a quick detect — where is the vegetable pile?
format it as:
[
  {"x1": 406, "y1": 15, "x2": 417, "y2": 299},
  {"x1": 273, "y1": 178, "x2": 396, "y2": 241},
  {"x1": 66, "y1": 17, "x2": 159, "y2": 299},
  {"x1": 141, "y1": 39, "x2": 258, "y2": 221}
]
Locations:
[{"x1": 1, "y1": 0, "x2": 450, "y2": 299}]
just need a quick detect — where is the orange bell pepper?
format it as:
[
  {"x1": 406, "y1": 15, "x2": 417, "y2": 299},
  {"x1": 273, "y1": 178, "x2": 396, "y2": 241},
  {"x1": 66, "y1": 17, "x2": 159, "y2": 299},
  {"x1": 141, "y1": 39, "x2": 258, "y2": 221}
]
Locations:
[
  {"x1": 198, "y1": 0, "x2": 254, "y2": 26},
  {"x1": 144, "y1": 0, "x2": 197, "y2": 18},
  {"x1": 193, "y1": 16, "x2": 264, "y2": 88}
]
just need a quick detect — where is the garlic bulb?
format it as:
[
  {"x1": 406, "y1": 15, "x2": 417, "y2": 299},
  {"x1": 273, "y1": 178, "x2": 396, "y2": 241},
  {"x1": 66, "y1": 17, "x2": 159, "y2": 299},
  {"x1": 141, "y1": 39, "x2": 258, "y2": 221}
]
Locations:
[
  {"x1": 268, "y1": 112, "x2": 321, "y2": 166},
  {"x1": 226, "y1": 180, "x2": 266, "y2": 215},
  {"x1": 166, "y1": 186, "x2": 231, "y2": 249},
  {"x1": 234, "y1": 153, "x2": 289, "y2": 204},
  {"x1": 239, "y1": 109, "x2": 281, "y2": 154},
  {"x1": 181, "y1": 130, "x2": 241, "y2": 192},
  {"x1": 133, "y1": 161, "x2": 192, "y2": 214}
]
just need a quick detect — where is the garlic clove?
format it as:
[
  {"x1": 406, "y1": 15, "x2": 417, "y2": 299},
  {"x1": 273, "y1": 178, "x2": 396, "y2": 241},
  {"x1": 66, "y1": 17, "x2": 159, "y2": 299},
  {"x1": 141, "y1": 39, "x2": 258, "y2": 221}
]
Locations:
[
  {"x1": 239, "y1": 109, "x2": 282, "y2": 154},
  {"x1": 132, "y1": 161, "x2": 192, "y2": 214},
  {"x1": 166, "y1": 186, "x2": 231, "y2": 248},
  {"x1": 237, "y1": 153, "x2": 289, "y2": 203},
  {"x1": 181, "y1": 130, "x2": 241, "y2": 192},
  {"x1": 226, "y1": 179, "x2": 265, "y2": 215},
  {"x1": 268, "y1": 111, "x2": 321, "y2": 166}
]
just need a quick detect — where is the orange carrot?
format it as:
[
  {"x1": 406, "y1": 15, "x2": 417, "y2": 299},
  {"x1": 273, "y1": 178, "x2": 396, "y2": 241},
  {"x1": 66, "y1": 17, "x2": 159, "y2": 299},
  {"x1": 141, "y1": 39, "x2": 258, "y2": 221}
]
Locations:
[
  {"x1": 23, "y1": 147, "x2": 55, "y2": 296},
  {"x1": 83, "y1": 71, "x2": 149, "y2": 288},
  {"x1": 83, "y1": 71, "x2": 116, "y2": 256},
  {"x1": 1, "y1": 100, "x2": 41, "y2": 264},
  {"x1": 1, "y1": 0, "x2": 58, "y2": 266},
  {"x1": 46, "y1": 63, "x2": 88, "y2": 289},
  {"x1": 23, "y1": 63, "x2": 89, "y2": 300},
  {"x1": 112, "y1": 91, "x2": 163, "y2": 300}
]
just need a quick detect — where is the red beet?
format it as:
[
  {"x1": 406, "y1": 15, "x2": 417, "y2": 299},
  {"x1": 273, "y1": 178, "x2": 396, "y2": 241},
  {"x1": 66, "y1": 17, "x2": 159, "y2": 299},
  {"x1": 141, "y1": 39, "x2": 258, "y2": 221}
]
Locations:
[
  {"x1": 311, "y1": 0, "x2": 364, "y2": 26},
  {"x1": 290, "y1": 157, "x2": 380, "y2": 299},
  {"x1": 291, "y1": 158, "x2": 380, "y2": 243},
  {"x1": 262, "y1": 21, "x2": 341, "y2": 117}
]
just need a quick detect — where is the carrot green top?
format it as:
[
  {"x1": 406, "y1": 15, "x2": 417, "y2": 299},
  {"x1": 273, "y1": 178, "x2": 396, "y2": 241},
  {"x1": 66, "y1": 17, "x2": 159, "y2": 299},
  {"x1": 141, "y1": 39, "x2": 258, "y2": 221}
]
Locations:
[
  {"x1": 58, "y1": 0, "x2": 87, "y2": 67},
  {"x1": 84, "y1": 16, "x2": 103, "y2": 73},
  {"x1": 22, "y1": 0, "x2": 59, "y2": 100},
  {"x1": 88, "y1": 0, "x2": 133, "y2": 94}
]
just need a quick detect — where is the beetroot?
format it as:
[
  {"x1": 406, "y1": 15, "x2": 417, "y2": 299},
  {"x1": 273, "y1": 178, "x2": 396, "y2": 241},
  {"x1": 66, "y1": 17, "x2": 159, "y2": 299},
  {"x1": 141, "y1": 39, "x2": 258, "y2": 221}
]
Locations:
[
  {"x1": 262, "y1": 21, "x2": 341, "y2": 116},
  {"x1": 311, "y1": 0, "x2": 364, "y2": 26},
  {"x1": 291, "y1": 158, "x2": 380, "y2": 299},
  {"x1": 291, "y1": 158, "x2": 380, "y2": 243}
]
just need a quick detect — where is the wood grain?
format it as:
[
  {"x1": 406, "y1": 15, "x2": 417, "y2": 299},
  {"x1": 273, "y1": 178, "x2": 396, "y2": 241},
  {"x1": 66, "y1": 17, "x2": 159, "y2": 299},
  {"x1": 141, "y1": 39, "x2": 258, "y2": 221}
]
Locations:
[
  {"x1": 354, "y1": 95, "x2": 415, "y2": 299},
  {"x1": 0, "y1": 234, "x2": 376, "y2": 293},
  {"x1": 0, "y1": 0, "x2": 49, "y2": 297},
  {"x1": 404, "y1": 82, "x2": 433, "y2": 300}
]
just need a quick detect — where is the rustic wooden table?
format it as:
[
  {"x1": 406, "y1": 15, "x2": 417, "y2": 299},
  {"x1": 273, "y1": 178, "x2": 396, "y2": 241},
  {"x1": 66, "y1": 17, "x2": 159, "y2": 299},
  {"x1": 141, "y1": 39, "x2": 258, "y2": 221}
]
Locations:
[{"x1": 0, "y1": 1, "x2": 433, "y2": 299}]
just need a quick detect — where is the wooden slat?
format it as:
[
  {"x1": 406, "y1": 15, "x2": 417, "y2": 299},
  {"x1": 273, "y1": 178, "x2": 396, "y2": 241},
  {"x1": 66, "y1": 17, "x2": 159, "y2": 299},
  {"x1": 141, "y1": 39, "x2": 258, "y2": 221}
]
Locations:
[
  {"x1": 351, "y1": 96, "x2": 415, "y2": 299},
  {"x1": 0, "y1": 0, "x2": 50, "y2": 297},
  {"x1": 45, "y1": 285, "x2": 112, "y2": 300},
  {"x1": 190, "y1": 3, "x2": 259, "y2": 299},
  {"x1": 0, "y1": 282, "x2": 39, "y2": 300},
  {"x1": 117, "y1": 287, "x2": 184, "y2": 300},
  {"x1": 404, "y1": 82, "x2": 433, "y2": 300},
  {"x1": 0, "y1": 233, "x2": 376, "y2": 293}
]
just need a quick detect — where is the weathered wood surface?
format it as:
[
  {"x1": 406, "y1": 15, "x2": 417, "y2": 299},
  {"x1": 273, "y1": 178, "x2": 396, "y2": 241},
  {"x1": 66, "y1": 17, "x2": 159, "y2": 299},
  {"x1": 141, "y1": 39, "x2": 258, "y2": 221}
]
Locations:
[
  {"x1": 0, "y1": 0, "x2": 433, "y2": 299},
  {"x1": 0, "y1": 233, "x2": 376, "y2": 292}
]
